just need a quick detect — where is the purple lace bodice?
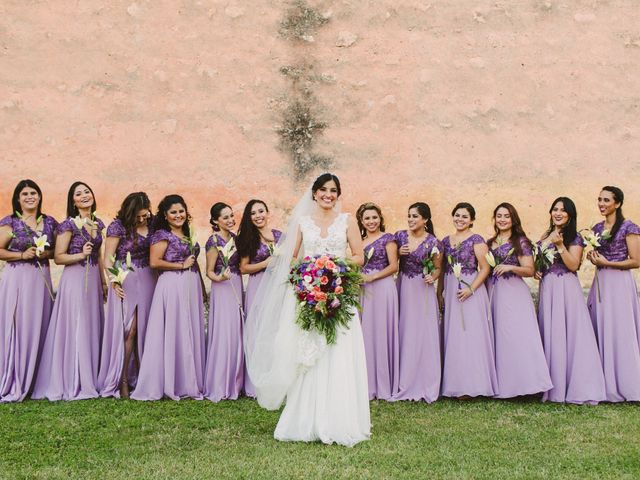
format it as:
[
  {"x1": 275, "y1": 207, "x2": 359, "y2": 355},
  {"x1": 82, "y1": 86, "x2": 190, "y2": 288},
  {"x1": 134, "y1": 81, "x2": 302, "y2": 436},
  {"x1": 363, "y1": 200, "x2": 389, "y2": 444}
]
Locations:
[
  {"x1": 489, "y1": 237, "x2": 532, "y2": 281},
  {"x1": 151, "y1": 229, "x2": 200, "y2": 273},
  {"x1": 363, "y1": 233, "x2": 396, "y2": 274},
  {"x1": 395, "y1": 230, "x2": 442, "y2": 278},
  {"x1": 594, "y1": 220, "x2": 640, "y2": 265},
  {"x1": 443, "y1": 234, "x2": 485, "y2": 275},
  {"x1": 249, "y1": 229, "x2": 282, "y2": 276},
  {"x1": 539, "y1": 234, "x2": 583, "y2": 277},
  {"x1": 106, "y1": 219, "x2": 152, "y2": 269},
  {"x1": 57, "y1": 217, "x2": 105, "y2": 266},
  {"x1": 206, "y1": 232, "x2": 240, "y2": 275},
  {"x1": 0, "y1": 214, "x2": 58, "y2": 267}
]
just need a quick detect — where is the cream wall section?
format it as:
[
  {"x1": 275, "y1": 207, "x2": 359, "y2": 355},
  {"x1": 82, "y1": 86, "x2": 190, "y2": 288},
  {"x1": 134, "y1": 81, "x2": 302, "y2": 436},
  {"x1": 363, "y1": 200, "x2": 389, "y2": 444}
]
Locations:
[{"x1": 1, "y1": 1, "x2": 639, "y2": 256}]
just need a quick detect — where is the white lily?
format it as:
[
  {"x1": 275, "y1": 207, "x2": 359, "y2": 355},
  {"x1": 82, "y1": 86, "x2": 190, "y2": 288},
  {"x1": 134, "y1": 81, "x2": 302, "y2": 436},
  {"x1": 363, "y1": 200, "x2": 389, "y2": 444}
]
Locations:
[
  {"x1": 218, "y1": 238, "x2": 237, "y2": 262},
  {"x1": 430, "y1": 246, "x2": 440, "y2": 257},
  {"x1": 109, "y1": 269, "x2": 130, "y2": 286},
  {"x1": 485, "y1": 251, "x2": 496, "y2": 268},
  {"x1": 126, "y1": 251, "x2": 133, "y2": 269},
  {"x1": 33, "y1": 234, "x2": 50, "y2": 257},
  {"x1": 452, "y1": 262, "x2": 463, "y2": 279},
  {"x1": 72, "y1": 215, "x2": 86, "y2": 230}
]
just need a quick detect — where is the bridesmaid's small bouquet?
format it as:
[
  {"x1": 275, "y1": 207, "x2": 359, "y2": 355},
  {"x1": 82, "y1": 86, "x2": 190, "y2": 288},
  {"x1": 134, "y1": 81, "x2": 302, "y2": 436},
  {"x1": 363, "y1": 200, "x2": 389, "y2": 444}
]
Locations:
[
  {"x1": 580, "y1": 226, "x2": 611, "y2": 302},
  {"x1": 532, "y1": 243, "x2": 555, "y2": 273},
  {"x1": 422, "y1": 246, "x2": 439, "y2": 277},
  {"x1": 107, "y1": 252, "x2": 134, "y2": 320},
  {"x1": 288, "y1": 254, "x2": 363, "y2": 344},
  {"x1": 182, "y1": 225, "x2": 198, "y2": 255},
  {"x1": 216, "y1": 238, "x2": 237, "y2": 274},
  {"x1": 485, "y1": 248, "x2": 514, "y2": 275}
]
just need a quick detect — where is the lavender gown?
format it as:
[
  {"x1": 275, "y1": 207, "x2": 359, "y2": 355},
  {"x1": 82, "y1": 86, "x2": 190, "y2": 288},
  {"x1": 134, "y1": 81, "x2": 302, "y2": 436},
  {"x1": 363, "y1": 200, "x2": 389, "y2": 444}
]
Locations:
[
  {"x1": 360, "y1": 233, "x2": 399, "y2": 401},
  {"x1": 243, "y1": 229, "x2": 281, "y2": 397},
  {"x1": 32, "y1": 217, "x2": 106, "y2": 401},
  {"x1": 538, "y1": 235, "x2": 605, "y2": 404},
  {"x1": 392, "y1": 231, "x2": 442, "y2": 403},
  {"x1": 98, "y1": 219, "x2": 157, "y2": 398},
  {"x1": 587, "y1": 220, "x2": 640, "y2": 402},
  {"x1": 204, "y1": 233, "x2": 245, "y2": 402},
  {"x1": 131, "y1": 230, "x2": 205, "y2": 401},
  {"x1": 487, "y1": 239, "x2": 552, "y2": 398},
  {"x1": 0, "y1": 215, "x2": 57, "y2": 402},
  {"x1": 441, "y1": 234, "x2": 499, "y2": 398}
]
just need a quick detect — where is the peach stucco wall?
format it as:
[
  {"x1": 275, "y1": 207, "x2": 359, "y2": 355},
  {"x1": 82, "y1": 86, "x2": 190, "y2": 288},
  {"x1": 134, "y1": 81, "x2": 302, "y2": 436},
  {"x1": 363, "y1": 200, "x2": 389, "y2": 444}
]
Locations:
[{"x1": 1, "y1": 1, "x2": 639, "y2": 284}]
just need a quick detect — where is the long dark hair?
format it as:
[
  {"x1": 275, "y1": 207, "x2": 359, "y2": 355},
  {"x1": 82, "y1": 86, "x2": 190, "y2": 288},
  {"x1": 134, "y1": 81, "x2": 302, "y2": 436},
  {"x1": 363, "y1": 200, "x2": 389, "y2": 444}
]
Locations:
[
  {"x1": 451, "y1": 202, "x2": 476, "y2": 228},
  {"x1": 311, "y1": 173, "x2": 342, "y2": 200},
  {"x1": 210, "y1": 202, "x2": 232, "y2": 232},
  {"x1": 236, "y1": 199, "x2": 268, "y2": 260},
  {"x1": 409, "y1": 202, "x2": 435, "y2": 235},
  {"x1": 11, "y1": 179, "x2": 44, "y2": 219},
  {"x1": 487, "y1": 202, "x2": 531, "y2": 257},
  {"x1": 152, "y1": 194, "x2": 191, "y2": 237},
  {"x1": 115, "y1": 192, "x2": 151, "y2": 239},
  {"x1": 544, "y1": 197, "x2": 578, "y2": 247},
  {"x1": 356, "y1": 202, "x2": 386, "y2": 239},
  {"x1": 66, "y1": 181, "x2": 97, "y2": 218},
  {"x1": 601, "y1": 186, "x2": 625, "y2": 238}
]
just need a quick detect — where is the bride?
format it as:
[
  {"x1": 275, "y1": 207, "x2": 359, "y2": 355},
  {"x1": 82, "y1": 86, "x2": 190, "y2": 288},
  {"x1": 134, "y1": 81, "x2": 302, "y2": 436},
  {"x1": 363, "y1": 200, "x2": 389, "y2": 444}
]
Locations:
[{"x1": 244, "y1": 173, "x2": 371, "y2": 447}]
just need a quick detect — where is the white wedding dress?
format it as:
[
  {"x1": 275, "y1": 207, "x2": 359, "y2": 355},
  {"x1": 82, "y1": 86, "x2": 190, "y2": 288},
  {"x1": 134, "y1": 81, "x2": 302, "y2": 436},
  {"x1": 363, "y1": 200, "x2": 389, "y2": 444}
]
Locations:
[{"x1": 273, "y1": 213, "x2": 371, "y2": 446}]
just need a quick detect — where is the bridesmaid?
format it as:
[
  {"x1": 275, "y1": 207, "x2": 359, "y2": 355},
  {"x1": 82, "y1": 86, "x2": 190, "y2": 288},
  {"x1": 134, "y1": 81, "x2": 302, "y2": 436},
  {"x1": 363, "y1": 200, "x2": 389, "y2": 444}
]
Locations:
[
  {"x1": 392, "y1": 202, "x2": 442, "y2": 403},
  {"x1": 486, "y1": 203, "x2": 552, "y2": 398},
  {"x1": 536, "y1": 197, "x2": 605, "y2": 404},
  {"x1": 204, "y1": 202, "x2": 245, "y2": 402},
  {"x1": 237, "y1": 199, "x2": 281, "y2": 397},
  {"x1": 98, "y1": 192, "x2": 156, "y2": 398},
  {"x1": 439, "y1": 202, "x2": 498, "y2": 398},
  {"x1": 356, "y1": 202, "x2": 399, "y2": 401},
  {"x1": 0, "y1": 180, "x2": 58, "y2": 402},
  {"x1": 586, "y1": 186, "x2": 640, "y2": 402},
  {"x1": 131, "y1": 195, "x2": 205, "y2": 401},
  {"x1": 32, "y1": 181, "x2": 107, "y2": 401}
]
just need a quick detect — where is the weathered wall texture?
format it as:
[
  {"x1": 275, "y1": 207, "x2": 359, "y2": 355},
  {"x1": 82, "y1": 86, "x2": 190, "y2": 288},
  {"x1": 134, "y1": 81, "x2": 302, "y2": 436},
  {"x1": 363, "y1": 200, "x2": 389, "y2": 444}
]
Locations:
[{"x1": 1, "y1": 1, "x2": 639, "y2": 284}]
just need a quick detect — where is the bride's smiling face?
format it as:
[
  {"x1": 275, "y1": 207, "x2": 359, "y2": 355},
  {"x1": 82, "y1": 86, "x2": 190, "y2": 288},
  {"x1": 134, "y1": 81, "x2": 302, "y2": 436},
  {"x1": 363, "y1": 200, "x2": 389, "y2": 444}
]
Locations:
[{"x1": 314, "y1": 180, "x2": 339, "y2": 210}]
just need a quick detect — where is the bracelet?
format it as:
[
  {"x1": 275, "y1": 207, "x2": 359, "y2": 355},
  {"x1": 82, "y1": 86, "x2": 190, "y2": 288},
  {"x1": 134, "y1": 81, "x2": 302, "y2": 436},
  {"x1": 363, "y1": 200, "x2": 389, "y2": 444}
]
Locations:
[{"x1": 469, "y1": 286, "x2": 475, "y2": 295}]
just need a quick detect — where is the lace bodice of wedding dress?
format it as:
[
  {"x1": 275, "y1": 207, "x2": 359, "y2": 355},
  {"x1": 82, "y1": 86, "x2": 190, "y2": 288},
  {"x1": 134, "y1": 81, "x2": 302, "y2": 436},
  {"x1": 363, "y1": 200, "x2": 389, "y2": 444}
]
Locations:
[{"x1": 298, "y1": 213, "x2": 349, "y2": 258}]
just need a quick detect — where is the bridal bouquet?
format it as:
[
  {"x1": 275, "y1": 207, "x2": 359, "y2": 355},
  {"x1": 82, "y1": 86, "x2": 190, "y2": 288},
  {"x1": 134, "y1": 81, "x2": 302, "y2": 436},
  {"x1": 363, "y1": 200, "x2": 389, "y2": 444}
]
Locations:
[{"x1": 288, "y1": 254, "x2": 362, "y2": 345}]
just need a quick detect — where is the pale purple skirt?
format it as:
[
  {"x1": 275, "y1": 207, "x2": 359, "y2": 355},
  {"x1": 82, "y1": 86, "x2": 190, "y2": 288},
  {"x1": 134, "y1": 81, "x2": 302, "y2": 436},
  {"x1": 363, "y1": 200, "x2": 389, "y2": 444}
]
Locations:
[
  {"x1": 587, "y1": 268, "x2": 640, "y2": 402},
  {"x1": 392, "y1": 273, "x2": 440, "y2": 402},
  {"x1": 538, "y1": 273, "x2": 605, "y2": 404},
  {"x1": 0, "y1": 263, "x2": 54, "y2": 402},
  {"x1": 243, "y1": 271, "x2": 264, "y2": 397},
  {"x1": 131, "y1": 270, "x2": 205, "y2": 401},
  {"x1": 204, "y1": 273, "x2": 245, "y2": 402},
  {"x1": 441, "y1": 272, "x2": 498, "y2": 397},
  {"x1": 360, "y1": 274, "x2": 399, "y2": 400},
  {"x1": 32, "y1": 263, "x2": 104, "y2": 401},
  {"x1": 488, "y1": 275, "x2": 552, "y2": 398},
  {"x1": 98, "y1": 267, "x2": 157, "y2": 398}
]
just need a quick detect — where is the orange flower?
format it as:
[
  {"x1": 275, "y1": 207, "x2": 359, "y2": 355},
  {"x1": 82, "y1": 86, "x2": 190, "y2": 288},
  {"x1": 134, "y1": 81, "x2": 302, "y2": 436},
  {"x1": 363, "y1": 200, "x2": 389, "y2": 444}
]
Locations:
[
  {"x1": 335, "y1": 286, "x2": 344, "y2": 294},
  {"x1": 326, "y1": 260, "x2": 336, "y2": 270},
  {"x1": 315, "y1": 256, "x2": 327, "y2": 268},
  {"x1": 320, "y1": 276, "x2": 329, "y2": 285},
  {"x1": 314, "y1": 291, "x2": 328, "y2": 302}
]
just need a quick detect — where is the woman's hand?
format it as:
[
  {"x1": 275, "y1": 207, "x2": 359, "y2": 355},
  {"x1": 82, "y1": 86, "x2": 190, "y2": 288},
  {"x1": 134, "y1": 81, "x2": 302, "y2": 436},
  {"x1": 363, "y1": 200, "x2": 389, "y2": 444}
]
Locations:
[
  {"x1": 588, "y1": 250, "x2": 607, "y2": 267},
  {"x1": 547, "y1": 230, "x2": 563, "y2": 247},
  {"x1": 113, "y1": 283, "x2": 125, "y2": 300},
  {"x1": 182, "y1": 255, "x2": 196, "y2": 269},
  {"x1": 534, "y1": 271, "x2": 543, "y2": 281},
  {"x1": 82, "y1": 242, "x2": 93, "y2": 258},
  {"x1": 220, "y1": 267, "x2": 231, "y2": 281},
  {"x1": 398, "y1": 244, "x2": 410, "y2": 256},
  {"x1": 102, "y1": 283, "x2": 109, "y2": 302},
  {"x1": 22, "y1": 247, "x2": 37, "y2": 260},
  {"x1": 457, "y1": 286, "x2": 473, "y2": 302},
  {"x1": 492, "y1": 264, "x2": 514, "y2": 277},
  {"x1": 423, "y1": 273, "x2": 436, "y2": 285},
  {"x1": 361, "y1": 273, "x2": 375, "y2": 283}
]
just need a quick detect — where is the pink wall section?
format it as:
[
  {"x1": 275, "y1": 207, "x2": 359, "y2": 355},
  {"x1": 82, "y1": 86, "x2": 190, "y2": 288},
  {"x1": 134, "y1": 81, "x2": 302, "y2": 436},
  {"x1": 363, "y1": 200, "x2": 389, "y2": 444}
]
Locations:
[{"x1": 1, "y1": 1, "x2": 639, "y2": 284}]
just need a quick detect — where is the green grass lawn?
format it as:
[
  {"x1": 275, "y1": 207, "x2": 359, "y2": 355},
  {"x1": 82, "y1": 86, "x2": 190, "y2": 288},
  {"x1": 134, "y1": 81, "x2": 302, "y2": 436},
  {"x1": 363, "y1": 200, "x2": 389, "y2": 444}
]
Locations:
[{"x1": 1, "y1": 398, "x2": 638, "y2": 479}]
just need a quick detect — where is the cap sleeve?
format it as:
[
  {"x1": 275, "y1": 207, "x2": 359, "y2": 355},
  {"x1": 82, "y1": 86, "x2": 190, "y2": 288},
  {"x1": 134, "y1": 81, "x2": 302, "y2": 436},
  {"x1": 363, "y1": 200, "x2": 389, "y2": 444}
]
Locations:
[
  {"x1": 57, "y1": 218, "x2": 74, "y2": 234},
  {"x1": 394, "y1": 230, "x2": 407, "y2": 246},
  {"x1": 273, "y1": 229, "x2": 283, "y2": 243},
  {"x1": 571, "y1": 233, "x2": 584, "y2": 247},
  {"x1": 106, "y1": 219, "x2": 126, "y2": 239},
  {"x1": 96, "y1": 218, "x2": 105, "y2": 231},
  {"x1": 150, "y1": 229, "x2": 172, "y2": 245},
  {"x1": 0, "y1": 215, "x2": 13, "y2": 228},
  {"x1": 470, "y1": 233, "x2": 485, "y2": 245},
  {"x1": 206, "y1": 235, "x2": 216, "y2": 251},
  {"x1": 622, "y1": 220, "x2": 640, "y2": 237},
  {"x1": 44, "y1": 215, "x2": 59, "y2": 232},
  {"x1": 519, "y1": 237, "x2": 533, "y2": 256}
]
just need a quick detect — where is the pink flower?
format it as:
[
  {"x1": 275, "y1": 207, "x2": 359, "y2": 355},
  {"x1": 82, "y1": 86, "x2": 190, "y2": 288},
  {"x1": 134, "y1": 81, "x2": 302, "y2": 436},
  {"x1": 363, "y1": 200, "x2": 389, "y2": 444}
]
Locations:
[
  {"x1": 326, "y1": 260, "x2": 336, "y2": 270},
  {"x1": 335, "y1": 286, "x2": 344, "y2": 294},
  {"x1": 330, "y1": 298, "x2": 340, "y2": 308},
  {"x1": 314, "y1": 291, "x2": 327, "y2": 302},
  {"x1": 320, "y1": 276, "x2": 329, "y2": 285},
  {"x1": 335, "y1": 277, "x2": 342, "y2": 285}
]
